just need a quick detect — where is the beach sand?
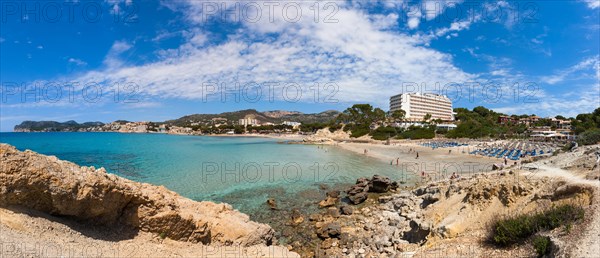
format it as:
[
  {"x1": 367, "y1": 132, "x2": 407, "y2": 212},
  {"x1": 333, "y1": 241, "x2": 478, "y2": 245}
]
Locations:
[{"x1": 331, "y1": 141, "x2": 509, "y2": 180}]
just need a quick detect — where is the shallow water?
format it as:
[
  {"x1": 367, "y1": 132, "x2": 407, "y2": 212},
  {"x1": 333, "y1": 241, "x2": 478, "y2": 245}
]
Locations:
[{"x1": 0, "y1": 132, "x2": 413, "y2": 217}]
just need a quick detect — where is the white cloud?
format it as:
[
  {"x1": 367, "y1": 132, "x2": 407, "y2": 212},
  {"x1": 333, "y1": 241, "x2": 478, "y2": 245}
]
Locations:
[
  {"x1": 106, "y1": 0, "x2": 133, "y2": 14},
  {"x1": 493, "y1": 84, "x2": 600, "y2": 117},
  {"x1": 581, "y1": 0, "x2": 600, "y2": 9},
  {"x1": 370, "y1": 13, "x2": 399, "y2": 30},
  {"x1": 541, "y1": 56, "x2": 599, "y2": 84},
  {"x1": 407, "y1": 17, "x2": 420, "y2": 29},
  {"x1": 37, "y1": 45, "x2": 44, "y2": 49},
  {"x1": 68, "y1": 6, "x2": 472, "y2": 107},
  {"x1": 406, "y1": 7, "x2": 422, "y2": 29},
  {"x1": 68, "y1": 58, "x2": 88, "y2": 66},
  {"x1": 103, "y1": 40, "x2": 133, "y2": 68}
]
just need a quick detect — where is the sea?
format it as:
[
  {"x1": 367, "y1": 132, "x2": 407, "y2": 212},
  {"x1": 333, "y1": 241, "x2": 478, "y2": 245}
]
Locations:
[{"x1": 0, "y1": 132, "x2": 414, "y2": 243}]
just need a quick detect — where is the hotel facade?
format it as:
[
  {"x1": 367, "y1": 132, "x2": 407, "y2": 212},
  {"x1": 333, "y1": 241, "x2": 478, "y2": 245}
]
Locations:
[{"x1": 389, "y1": 93, "x2": 454, "y2": 121}]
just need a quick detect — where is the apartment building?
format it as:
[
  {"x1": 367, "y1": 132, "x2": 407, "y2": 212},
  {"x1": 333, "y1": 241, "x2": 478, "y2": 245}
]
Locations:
[
  {"x1": 389, "y1": 93, "x2": 454, "y2": 121},
  {"x1": 238, "y1": 118, "x2": 259, "y2": 126}
]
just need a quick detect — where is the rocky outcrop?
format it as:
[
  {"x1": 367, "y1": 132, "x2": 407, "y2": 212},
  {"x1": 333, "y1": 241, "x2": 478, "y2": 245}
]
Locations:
[
  {"x1": 345, "y1": 175, "x2": 398, "y2": 204},
  {"x1": 0, "y1": 144, "x2": 275, "y2": 246},
  {"x1": 319, "y1": 190, "x2": 340, "y2": 208}
]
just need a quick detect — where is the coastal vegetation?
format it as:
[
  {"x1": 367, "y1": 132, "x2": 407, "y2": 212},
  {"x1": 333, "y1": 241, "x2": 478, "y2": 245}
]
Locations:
[
  {"x1": 12, "y1": 105, "x2": 600, "y2": 145},
  {"x1": 532, "y1": 236, "x2": 552, "y2": 257},
  {"x1": 490, "y1": 204, "x2": 584, "y2": 246},
  {"x1": 324, "y1": 105, "x2": 600, "y2": 143}
]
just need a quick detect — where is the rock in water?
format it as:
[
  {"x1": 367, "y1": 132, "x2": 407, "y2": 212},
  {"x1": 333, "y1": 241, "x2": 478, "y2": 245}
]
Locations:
[
  {"x1": 0, "y1": 144, "x2": 275, "y2": 246},
  {"x1": 339, "y1": 205, "x2": 354, "y2": 215},
  {"x1": 319, "y1": 197, "x2": 338, "y2": 208},
  {"x1": 317, "y1": 222, "x2": 341, "y2": 239},
  {"x1": 348, "y1": 192, "x2": 368, "y2": 205},
  {"x1": 326, "y1": 190, "x2": 341, "y2": 198},
  {"x1": 267, "y1": 198, "x2": 278, "y2": 210},
  {"x1": 368, "y1": 175, "x2": 392, "y2": 193},
  {"x1": 291, "y1": 209, "x2": 304, "y2": 226}
]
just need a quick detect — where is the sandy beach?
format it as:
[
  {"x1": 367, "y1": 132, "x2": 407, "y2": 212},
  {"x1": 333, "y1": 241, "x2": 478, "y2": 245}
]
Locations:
[
  {"x1": 329, "y1": 141, "x2": 508, "y2": 180},
  {"x1": 205, "y1": 133, "x2": 308, "y2": 141}
]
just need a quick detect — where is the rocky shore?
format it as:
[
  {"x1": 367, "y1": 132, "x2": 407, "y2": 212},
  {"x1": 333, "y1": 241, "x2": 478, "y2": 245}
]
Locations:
[
  {"x1": 1, "y1": 142, "x2": 598, "y2": 257},
  {"x1": 0, "y1": 143, "x2": 297, "y2": 255},
  {"x1": 282, "y1": 146, "x2": 600, "y2": 257}
]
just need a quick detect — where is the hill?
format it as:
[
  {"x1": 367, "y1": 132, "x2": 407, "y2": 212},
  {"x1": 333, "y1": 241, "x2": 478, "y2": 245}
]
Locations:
[
  {"x1": 14, "y1": 120, "x2": 105, "y2": 132},
  {"x1": 166, "y1": 109, "x2": 340, "y2": 126},
  {"x1": 13, "y1": 109, "x2": 341, "y2": 132}
]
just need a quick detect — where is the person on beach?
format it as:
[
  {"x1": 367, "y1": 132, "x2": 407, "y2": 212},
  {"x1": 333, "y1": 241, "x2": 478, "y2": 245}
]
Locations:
[
  {"x1": 416, "y1": 152, "x2": 419, "y2": 159},
  {"x1": 450, "y1": 172, "x2": 457, "y2": 180},
  {"x1": 449, "y1": 149, "x2": 452, "y2": 154},
  {"x1": 396, "y1": 158, "x2": 399, "y2": 166},
  {"x1": 504, "y1": 157, "x2": 508, "y2": 165},
  {"x1": 364, "y1": 149, "x2": 367, "y2": 155}
]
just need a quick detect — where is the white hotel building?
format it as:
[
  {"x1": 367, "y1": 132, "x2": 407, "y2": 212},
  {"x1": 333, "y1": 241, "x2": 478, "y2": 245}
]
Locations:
[{"x1": 390, "y1": 93, "x2": 454, "y2": 122}]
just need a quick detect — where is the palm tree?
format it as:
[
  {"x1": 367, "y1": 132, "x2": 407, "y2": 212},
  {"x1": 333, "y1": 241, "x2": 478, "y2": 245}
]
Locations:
[{"x1": 423, "y1": 113, "x2": 432, "y2": 123}]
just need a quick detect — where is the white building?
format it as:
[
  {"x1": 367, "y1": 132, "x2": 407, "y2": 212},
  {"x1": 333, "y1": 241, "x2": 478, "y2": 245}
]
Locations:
[
  {"x1": 390, "y1": 93, "x2": 454, "y2": 121},
  {"x1": 239, "y1": 118, "x2": 259, "y2": 126},
  {"x1": 283, "y1": 121, "x2": 301, "y2": 127},
  {"x1": 282, "y1": 121, "x2": 301, "y2": 129}
]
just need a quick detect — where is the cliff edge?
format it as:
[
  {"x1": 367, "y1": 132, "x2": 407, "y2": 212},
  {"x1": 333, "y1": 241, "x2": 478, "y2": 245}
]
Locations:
[{"x1": 0, "y1": 144, "x2": 274, "y2": 247}]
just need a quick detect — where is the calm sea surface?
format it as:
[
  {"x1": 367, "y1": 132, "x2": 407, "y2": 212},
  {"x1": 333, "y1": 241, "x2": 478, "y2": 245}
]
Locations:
[{"x1": 0, "y1": 132, "x2": 410, "y2": 217}]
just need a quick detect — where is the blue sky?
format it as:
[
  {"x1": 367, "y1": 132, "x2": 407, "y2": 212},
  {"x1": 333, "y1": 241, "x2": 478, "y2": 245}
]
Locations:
[{"x1": 1, "y1": 0, "x2": 599, "y2": 131}]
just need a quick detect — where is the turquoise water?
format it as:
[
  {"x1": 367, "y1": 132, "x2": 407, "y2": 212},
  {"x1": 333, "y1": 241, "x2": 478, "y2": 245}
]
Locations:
[{"x1": 0, "y1": 132, "x2": 408, "y2": 215}]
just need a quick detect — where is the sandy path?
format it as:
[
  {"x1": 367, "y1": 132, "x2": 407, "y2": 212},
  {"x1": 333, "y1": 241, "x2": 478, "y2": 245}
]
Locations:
[{"x1": 524, "y1": 162, "x2": 600, "y2": 257}]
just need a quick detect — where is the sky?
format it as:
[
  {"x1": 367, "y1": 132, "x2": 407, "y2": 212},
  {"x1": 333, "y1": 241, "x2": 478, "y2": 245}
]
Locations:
[{"x1": 0, "y1": 0, "x2": 599, "y2": 131}]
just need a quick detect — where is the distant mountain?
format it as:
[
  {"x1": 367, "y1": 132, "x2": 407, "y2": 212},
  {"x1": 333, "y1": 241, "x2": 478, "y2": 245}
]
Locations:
[
  {"x1": 14, "y1": 109, "x2": 341, "y2": 132},
  {"x1": 14, "y1": 120, "x2": 105, "y2": 132},
  {"x1": 262, "y1": 110, "x2": 304, "y2": 118},
  {"x1": 167, "y1": 109, "x2": 340, "y2": 126}
]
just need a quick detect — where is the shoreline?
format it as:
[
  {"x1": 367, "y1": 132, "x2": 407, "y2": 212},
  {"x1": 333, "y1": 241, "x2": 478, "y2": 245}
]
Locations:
[{"x1": 4, "y1": 131, "x2": 307, "y2": 141}]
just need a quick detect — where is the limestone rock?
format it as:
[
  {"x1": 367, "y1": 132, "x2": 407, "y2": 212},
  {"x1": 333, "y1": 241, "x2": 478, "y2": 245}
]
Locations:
[{"x1": 0, "y1": 144, "x2": 275, "y2": 246}]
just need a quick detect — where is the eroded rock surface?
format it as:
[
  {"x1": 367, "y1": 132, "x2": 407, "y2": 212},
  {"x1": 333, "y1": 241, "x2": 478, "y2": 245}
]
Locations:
[{"x1": 0, "y1": 144, "x2": 275, "y2": 246}]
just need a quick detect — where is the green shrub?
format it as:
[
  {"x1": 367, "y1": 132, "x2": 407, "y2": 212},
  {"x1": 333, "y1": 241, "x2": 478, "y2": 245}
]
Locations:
[
  {"x1": 328, "y1": 124, "x2": 343, "y2": 133},
  {"x1": 491, "y1": 204, "x2": 584, "y2": 246},
  {"x1": 350, "y1": 125, "x2": 370, "y2": 138},
  {"x1": 396, "y1": 126, "x2": 435, "y2": 140},
  {"x1": 577, "y1": 128, "x2": 600, "y2": 145},
  {"x1": 565, "y1": 223, "x2": 572, "y2": 234},
  {"x1": 532, "y1": 236, "x2": 551, "y2": 257},
  {"x1": 370, "y1": 126, "x2": 398, "y2": 140}
]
